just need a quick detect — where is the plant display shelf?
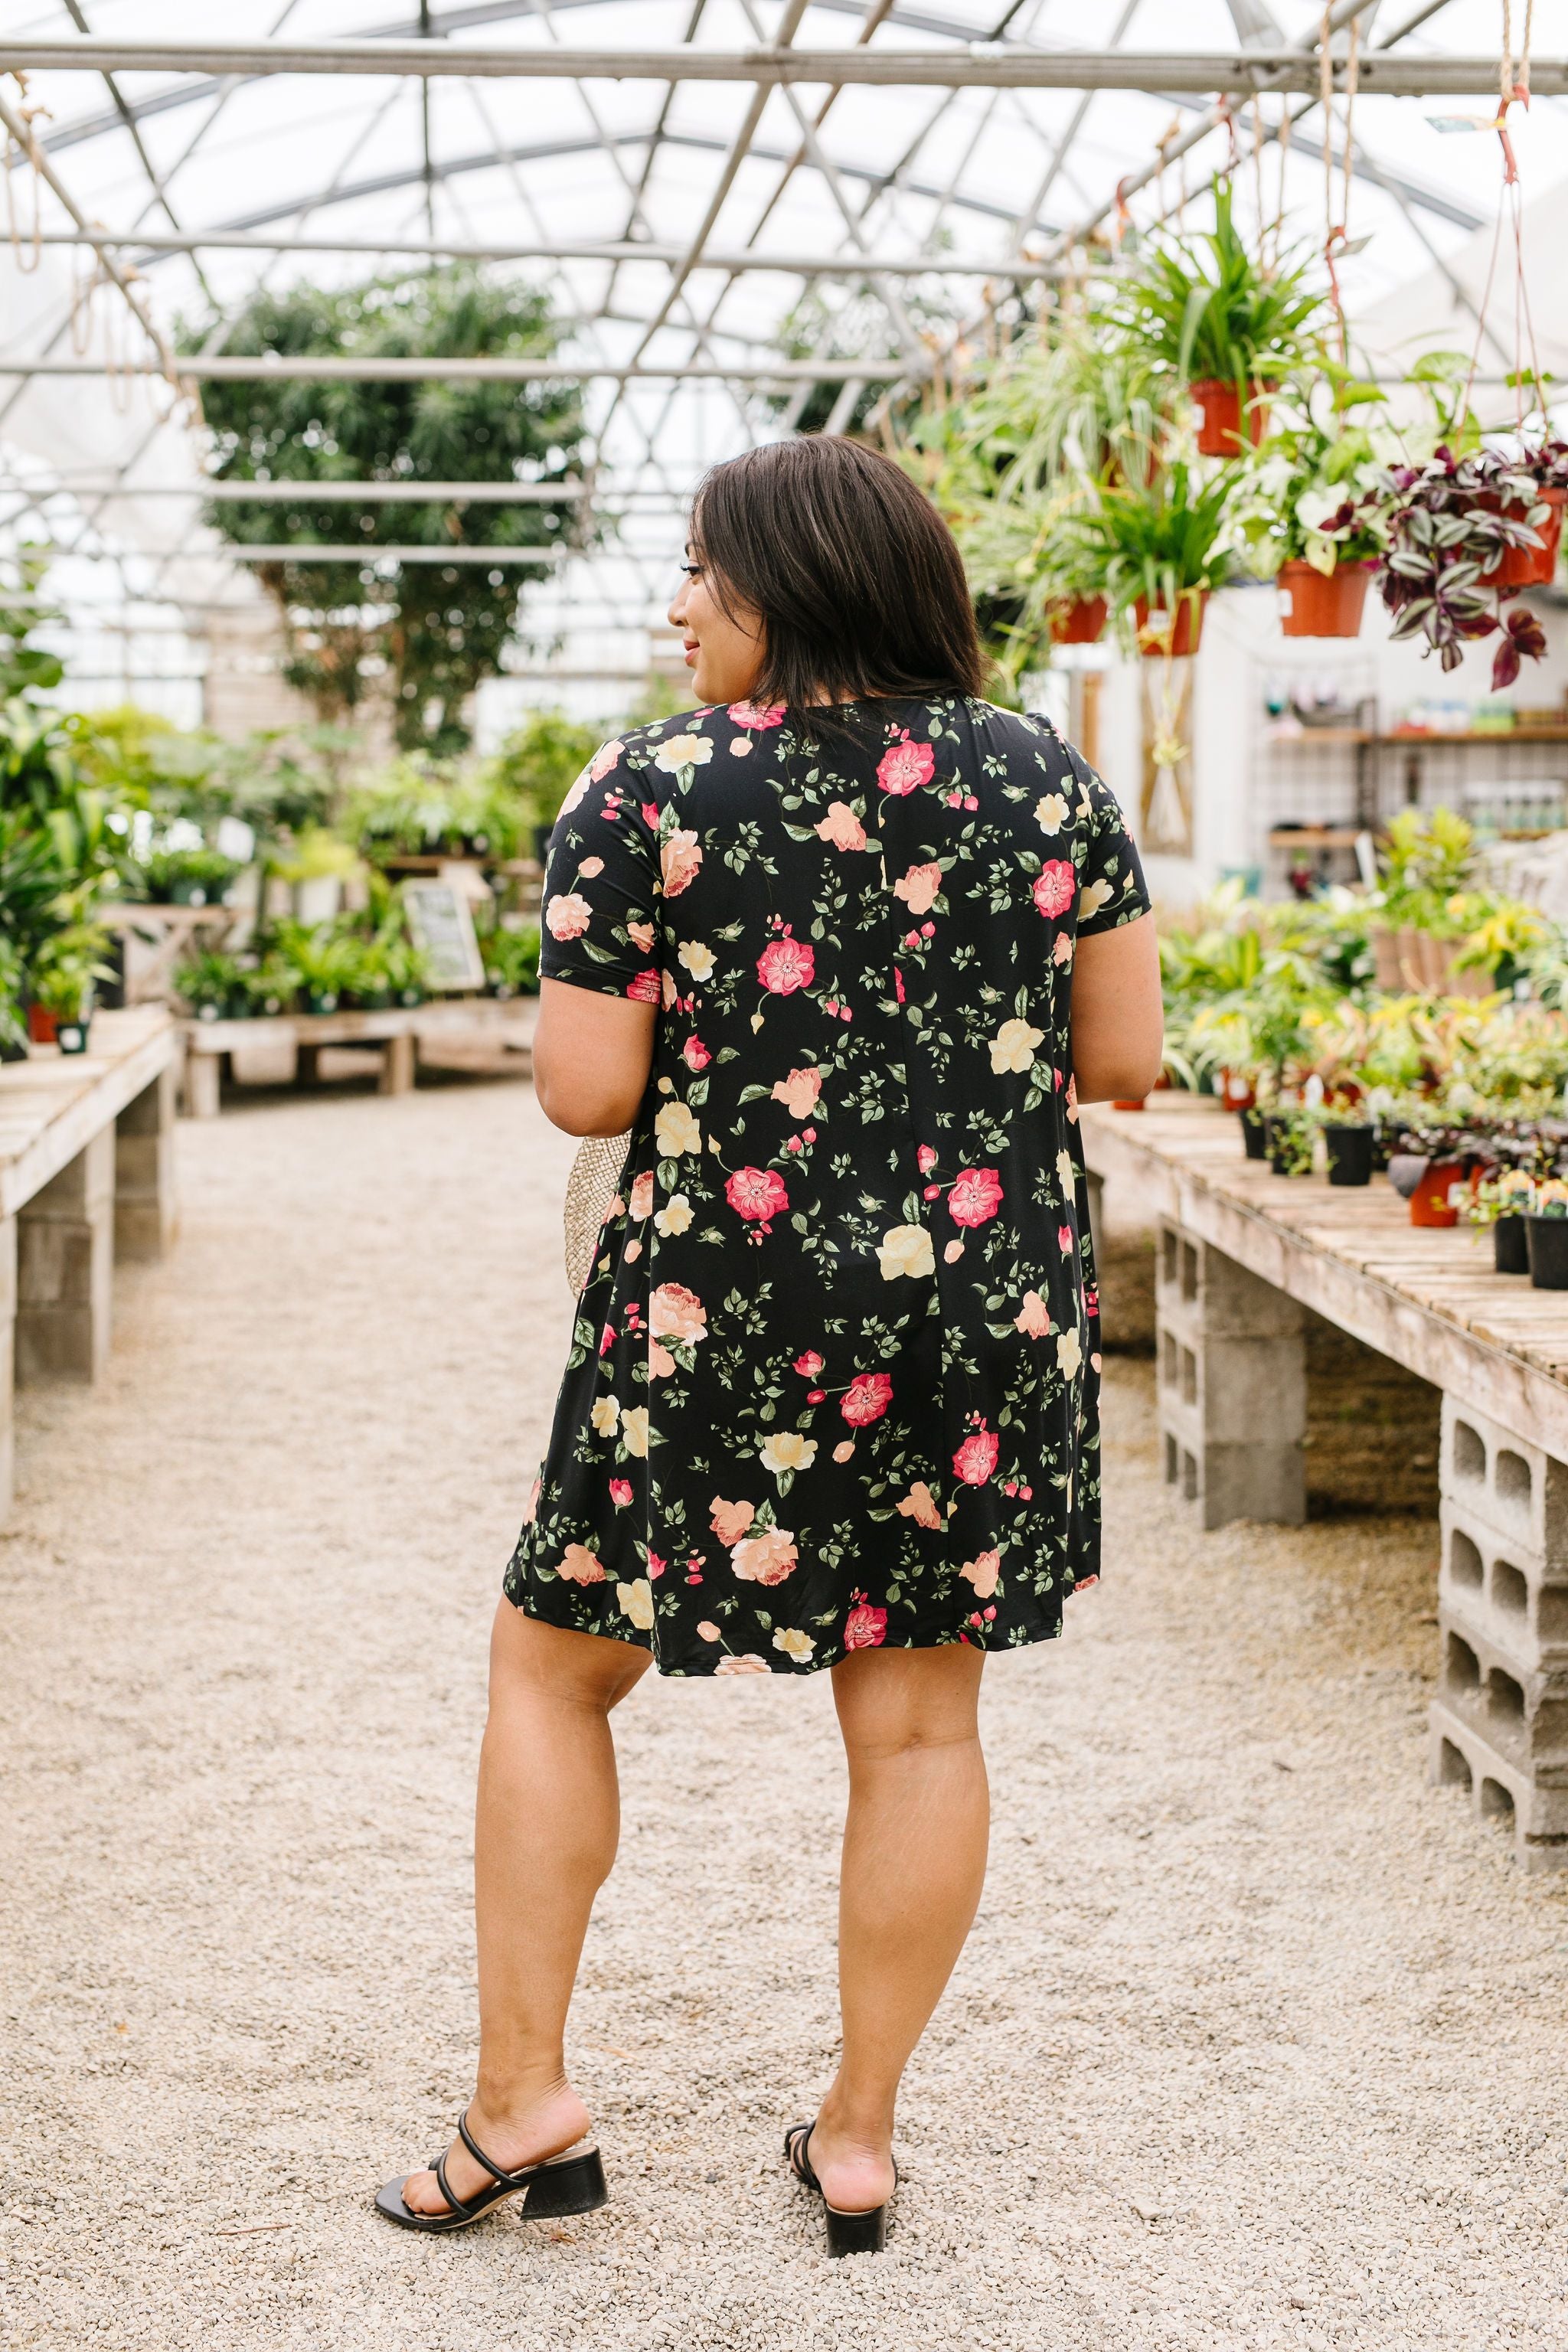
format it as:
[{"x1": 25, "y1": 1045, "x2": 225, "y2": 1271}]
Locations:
[
  {"x1": 103, "y1": 902, "x2": 247, "y2": 1007},
  {"x1": 0, "y1": 1007, "x2": 179, "y2": 1526},
  {"x1": 1081, "y1": 1095, "x2": 1568, "y2": 1872},
  {"x1": 179, "y1": 994, "x2": 538, "y2": 1119}
]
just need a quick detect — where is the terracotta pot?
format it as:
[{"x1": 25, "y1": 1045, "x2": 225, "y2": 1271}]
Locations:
[
  {"x1": 1218, "y1": 1067, "x2": 1255, "y2": 1112},
  {"x1": 1133, "y1": 590, "x2": 1208, "y2": 658},
  {"x1": 1111, "y1": 1096, "x2": 1147, "y2": 1111},
  {"x1": 1409, "y1": 1157, "x2": 1464, "y2": 1228},
  {"x1": 1277, "y1": 559, "x2": 1370, "y2": 639},
  {"x1": 1048, "y1": 594, "x2": 1106, "y2": 645},
  {"x1": 26, "y1": 1002, "x2": 57, "y2": 1046},
  {"x1": 1479, "y1": 486, "x2": 1566, "y2": 588},
  {"x1": 1189, "y1": 377, "x2": 1269, "y2": 457}
]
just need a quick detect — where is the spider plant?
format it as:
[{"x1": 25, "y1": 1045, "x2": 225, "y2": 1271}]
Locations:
[
  {"x1": 1116, "y1": 181, "x2": 1328, "y2": 393},
  {"x1": 1069, "y1": 460, "x2": 1240, "y2": 649}
]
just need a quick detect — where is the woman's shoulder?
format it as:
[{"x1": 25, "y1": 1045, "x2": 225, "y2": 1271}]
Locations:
[{"x1": 599, "y1": 703, "x2": 784, "y2": 773}]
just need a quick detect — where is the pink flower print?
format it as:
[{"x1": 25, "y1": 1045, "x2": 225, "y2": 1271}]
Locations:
[
  {"x1": 558, "y1": 1543, "x2": 607, "y2": 1584},
  {"x1": 1033, "y1": 859, "x2": 1076, "y2": 920},
  {"x1": 730, "y1": 1527, "x2": 799, "y2": 1586},
  {"x1": 756, "y1": 936, "x2": 815, "y2": 995},
  {"x1": 1066, "y1": 1073, "x2": 1080, "y2": 1124},
  {"x1": 801, "y1": 1126, "x2": 817, "y2": 1145},
  {"x1": 917, "y1": 1145, "x2": 938, "y2": 1174},
  {"x1": 626, "y1": 969, "x2": 661, "y2": 1004},
  {"x1": 841, "y1": 1371, "x2": 893, "y2": 1427},
  {"x1": 896, "y1": 1481, "x2": 942, "y2": 1530},
  {"x1": 578, "y1": 856, "x2": 604, "y2": 879},
  {"x1": 1014, "y1": 1290, "x2": 1052, "y2": 1338},
  {"x1": 544, "y1": 891, "x2": 591, "y2": 942},
  {"x1": 807, "y1": 1389, "x2": 825, "y2": 1404},
  {"x1": 949, "y1": 1167, "x2": 1003, "y2": 1228},
  {"x1": 1085, "y1": 1285, "x2": 1100, "y2": 1318},
  {"x1": 661, "y1": 829, "x2": 703, "y2": 897},
  {"x1": 952, "y1": 1425, "x2": 999, "y2": 1486},
  {"x1": 1058, "y1": 1223, "x2": 1075, "y2": 1253},
  {"x1": 876, "y1": 737, "x2": 936, "y2": 796},
  {"x1": 892, "y1": 862, "x2": 943, "y2": 916},
  {"x1": 682, "y1": 1035, "x2": 710, "y2": 1072},
  {"x1": 844, "y1": 1593, "x2": 888, "y2": 1649},
  {"x1": 641, "y1": 802, "x2": 659, "y2": 830},
  {"x1": 961, "y1": 1550, "x2": 1001, "y2": 1599},
  {"x1": 727, "y1": 700, "x2": 786, "y2": 729},
  {"x1": 609, "y1": 1479, "x2": 633, "y2": 1508},
  {"x1": 725, "y1": 1166, "x2": 789, "y2": 1227},
  {"x1": 1053, "y1": 932, "x2": 1074, "y2": 969},
  {"x1": 629, "y1": 1171, "x2": 655, "y2": 1221},
  {"x1": 710, "y1": 1496, "x2": 756, "y2": 1544},
  {"x1": 599, "y1": 1324, "x2": 616, "y2": 1356},
  {"x1": 815, "y1": 801, "x2": 867, "y2": 851},
  {"x1": 943, "y1": 1239, "x2": 965, "y2": 1263},
  {"x1": 522, "y1": 1473, "x2": 541, "y2": 1525},
  {"x1": 833, "y1": 1439, "x2": 855, "y2": 1463},
  {"x1": 649, "y1": 1282, "x2": 707, "y2": 1344},
  {"x1": 893, "y1": 968, "x2": 905, "y2": 1004},
  {"x1": 794, "y1": 1351, "x2": 825, "y2": 1378},
  {"x1": 648, "y1": 1553, "x2": 668, "y2": 1579},
  {"x1": 772, "y1": 1066, "x2": 822, "y2": 1119},
  {"x1": 590, "y1": 739, "x2": 624, "y2": 782}
]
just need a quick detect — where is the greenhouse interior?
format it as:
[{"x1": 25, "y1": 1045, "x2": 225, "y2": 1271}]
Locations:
[{"x1": 8, "y1": 5, "x2": 1568, "y2": 2345}]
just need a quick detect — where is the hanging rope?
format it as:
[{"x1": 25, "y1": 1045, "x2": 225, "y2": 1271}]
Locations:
[
  {"x1": 1321, "y1": 7, "x2": 1361, "y2": 364},
  {"x1": 1462, "y1": 0, "x2": 1544, "y2": 432},
  {"x1": 2, "y1": 70, "x2": 49, "y2": 273}
]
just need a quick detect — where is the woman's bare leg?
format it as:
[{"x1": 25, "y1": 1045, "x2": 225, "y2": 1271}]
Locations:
[
  {"x1": 804, "y1": 1642, "x2": 989, "y2": 2215},
  {"x1": 402, "y1": 1604, "x2": 651, "y2": 2213}
]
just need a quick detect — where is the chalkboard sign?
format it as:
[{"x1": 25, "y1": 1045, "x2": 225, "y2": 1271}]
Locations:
[{"x1": 403, "y1": 881, "x2": 485, "y2": 991}]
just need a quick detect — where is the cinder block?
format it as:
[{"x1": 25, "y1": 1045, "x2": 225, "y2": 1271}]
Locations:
[
  {"x1": 1440, "y1": 1495, "x2": 1568, "y2": 1673},
  {"x1": 117, "y1": 1063, "x2": 176, "y2": 1138},
  {"x1": 1435, "y1": 1606, "x2": 1568, "y2": 1782},
  {"x1": 23, "y1": 1124, "x2": 114, "y2": 1219},
  {"x1": 16, "y1": 1135, "x2": 113, "y2": 1383},
  {"x1": 1429, "y1": 1697, "x2": 1568, "y2": 1871},
  {"x1": 0, "y1": 1216, "x2": 12, "y2": 1527},
  {"x1": 1440, "y1": 1393, "x2": 1568, "y2": 1570},
  {"x1": 1155, "y1": 1220, "x2": 1306, "y2": 1529}
]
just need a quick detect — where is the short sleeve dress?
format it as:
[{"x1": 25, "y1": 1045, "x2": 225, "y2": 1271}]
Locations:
[{"x1": 505, "y1": 694, "x2": 1151, "y2": 1677}]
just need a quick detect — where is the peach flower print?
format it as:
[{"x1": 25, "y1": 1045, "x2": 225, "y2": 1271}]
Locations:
[
  {"x1": 648, "y1": 1339, "x2": 676, "y2": 1380},
  {"x1": 558, "y1": 1543, "x2": 608, "y2": 1584},
  {"x1": 897, "y1": 1481, "x2": 942, "y2": 1530},
  {"x1": 649, "y1": 1282, "x2": 707, "y2": 1345},
  {"x1": 772, "y1": 1066, "x2": 822, "y2": 1119},
  {"x1": 710, "y1": 1497, "x2": 756, "y2": 1544},
  {"x1": 544, "y1": 891, "x2": 591, "y2": 941},
  {"x1": 629, "y1": 1171, "x2": 655, "y2": 1221},
  {"x1": 589, "y1": 738, "x2": 623, "y2": 781},
  {"x1": 730, "y1": 1527, "x2": 799, "y2": 1586},
  {"x1": 715, "y1": 1655, "x2": 772, "y2": 1675},
  {"x1": 892, "y1": 862, "x2": 943, "y2": 916},
  {"x1": 961, "y1": 1550, "x2": 1001, "y2": 1599},
  {"x1": 661, "y1": 829, "x2": 704, "y2": 896},
  {"x1": 1014, "y1": 1290, "x2": 1052, "y2": 1338},
  {"x1": 815, "y1": 801, "x2": 867, "y2": 851}
]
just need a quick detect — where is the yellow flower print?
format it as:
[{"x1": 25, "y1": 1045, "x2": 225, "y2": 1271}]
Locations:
[
  {"x1": 655, "y1": 1192, "x2": 694, "y2": 1236},
  {"x1": 620, "y1": 1406, "x2": 650, "y2": 1457},
  {"x1": 654, "y1": 1100, "x2": 701, "y2": 1156},
  {"x1": 655, "y1": 732, "x2": 714, "y2": 773},
  {"x1": 760, "y1": 1430, "x2": 818, "y2": 1482},
  {"x1": 990, "y1": 1017, "x2": 1044, "y2": 1075},
  {"x1": 617, "y1": 1577, "x2": 655, "y2": 1630},
  {"x1": 877, "y1": 1223, "x2": 936, "y2": 1282},
  {"x1": 590, "y1": 1395, "x2": 621, "y2": 1436},
  {"x1": 1055, "y1": 1328, "x2": 1083, "y2": 1380},
  {"x1": 1079, "y1": 878, "x2": 1112, "y2": 923},
  {"x1": 1034, "y1": 791, "x2": 1070, "y2": 833},
  {"x1": 773, "y1": 1627, "x2": 816, "y2": 1663},
  {"x1": 678, "y1": 940, "x2": 717, "y2": 982},
  {"x1": 1056, "y1": 1148, "x2": 1076, "y2": 1191}
]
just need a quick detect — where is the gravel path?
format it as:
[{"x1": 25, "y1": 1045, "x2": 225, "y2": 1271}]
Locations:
[{"x1": 4, "y1": 1074, "x2": 1568, "y2": 2350}]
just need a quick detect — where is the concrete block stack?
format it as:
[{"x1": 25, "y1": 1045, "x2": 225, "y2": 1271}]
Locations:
[{"x1": 1154, "y1": 1218, "x2": 1307, "y2": 1531}]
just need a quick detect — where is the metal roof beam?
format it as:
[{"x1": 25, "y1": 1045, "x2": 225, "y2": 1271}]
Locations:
[
  {"x1": 10, "y1": 230, "x2": 1084, "y2": 274},
  {"x1": 2, "y1": 40, "x2": 1556, "y2": 95},
  {"x1": 0, "y1": 357, "x2": 907, "y2": 382}
]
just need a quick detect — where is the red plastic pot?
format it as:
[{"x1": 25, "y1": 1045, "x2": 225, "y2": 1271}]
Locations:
[
  {"x1": 1479, "y1": 486, "x2": 1566, "y2": 588},
  {"x1": 1277, "y1": 559, "x2": 1370, "y2": 639},
  {"x1": 1134, "y1": 590, "x2": 1208, "y2": 658},
  {"x1": 1409, "y1": 1158, "x2": 1465, "y2": 1229},
  {"x1": 1189, "y1": 378, "x2": 1269, "y2": 457},
  {"x1": 1048, "y1": 594, "x2": 1106, "y2": 645},
  {"x1": 27, "y1": 1002, "x2": 57, "y2": 1046}
]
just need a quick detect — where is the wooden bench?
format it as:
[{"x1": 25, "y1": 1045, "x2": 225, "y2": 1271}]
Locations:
[
  {"x1": 1082, "y1": 1096, "x2": 1568, "y2": 1872},
  {"x1": 0, "y1": 1007, "x2": 179, "y2": 1524},
  {"x1": 179, "y1": 996, "x2": 537, "y2": 1118}
]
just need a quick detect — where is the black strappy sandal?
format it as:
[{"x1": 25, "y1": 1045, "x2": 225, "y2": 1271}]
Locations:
[
  {"x1": 785, "y1": 2121, "x2": 895, "y2": 2257},
  {"x1": 375, "y1": 2108, "x2": 609, "y2": 2234}
]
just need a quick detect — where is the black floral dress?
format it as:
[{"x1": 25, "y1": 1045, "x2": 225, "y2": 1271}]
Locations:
[{"x1": 505, "y1": 695, "x2": 1150, "y2": 1676}]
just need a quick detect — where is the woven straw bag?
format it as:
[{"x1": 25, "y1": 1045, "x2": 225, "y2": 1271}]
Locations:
[{"x1": 564, "y1": 1132, "x2": 631, "y2": 1295}]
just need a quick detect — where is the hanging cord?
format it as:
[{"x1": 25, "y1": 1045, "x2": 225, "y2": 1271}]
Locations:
[
  {"x1": 1462, "y1": 0, "x2": 1542, "y2": 431},
  {"x1": 1321, "y1": 7, "x2": 1361, "y2": 364},
  {"x1": 3, "y1": 70, "x2": 49, "y2": 273}
]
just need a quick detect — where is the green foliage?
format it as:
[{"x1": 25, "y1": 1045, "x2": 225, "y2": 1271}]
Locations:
[
  {"x1": 1234, "y1": 368, "x2": 1390, "y2": 577},
  {"x1": 29, "y1": 922, "x2": 115, "y2": 1020},
  {"x1": 187, "y1": 266, "x2": 587, "y2": 753},
  {"x1": 1115, "y1": 182, "x2": 1328, "y2": 388},
  {"x1": 487, "y1": 707, "x2": 602, "y2": 832},
  {"x1": 1376, "y1": 806, "x2": 1478, "y2": 927},
  {"x1": 481, "y1": 921, "x2": 541, "y2": 995},
  {"x1": 136, "y1": 845, "x2": 241, "y2": 905},
  {"x1": 0, "y1": 561, "x2": 65, "y2": 701},
  {"x1": 173, "y1": 949, "x2": 247, "y2": 1012},
  {"x1": 1069, "y1": 459, "x2": 1239, "y2": 636}
]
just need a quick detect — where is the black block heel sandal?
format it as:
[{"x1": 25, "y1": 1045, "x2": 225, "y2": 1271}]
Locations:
[
  {"x1": 375, "y1": 2109, "x2": 609, "y2": 2234},
  {"x1": 785, "y1": 2121, "x2": 894, "y2": 2258}
]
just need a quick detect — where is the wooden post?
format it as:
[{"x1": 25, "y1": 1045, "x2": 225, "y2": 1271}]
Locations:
[
  {"x1": 115, "y1": 1062, "x2": 178, "y2": 1260},
  {"x1": 184, "y1": 1048, "x2": 222, "y2": 1121},
  {"x1": 377, "y1": 1031, "x2": 416, "y2": 1096},
  {"x1": 15, "y1": 1126, "x2": 114, "y2": 1383},
  {"x1": 296, "y1": 1044, "x2": 321, "y2": 1087}
]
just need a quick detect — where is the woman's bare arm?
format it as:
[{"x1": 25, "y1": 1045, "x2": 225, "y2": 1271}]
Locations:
[
  {"x1": 1069, "y1": 912, "x2": 1164, "y2": 1105},
  {"x1": 532, "y1": 978, "x2": 657, "y2": 1136}
]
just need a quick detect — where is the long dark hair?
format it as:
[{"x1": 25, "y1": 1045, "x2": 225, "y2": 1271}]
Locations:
[{"x1": 690, "y1": 437, "x2": 987, "y2": 718}]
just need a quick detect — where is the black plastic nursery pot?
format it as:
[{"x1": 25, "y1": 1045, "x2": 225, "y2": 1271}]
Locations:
[
  {"x1": 305, "y1": 990, "x2": 340, "y2": 1015},
  {"x1": 1325, "y1": 1124, "x2": 1374, "y2": 1187},
  {"x1": 1240, "y1": 1107, "x2": 1266, "y2": 1161},
  {"x1": 1495, "y1": 1215, "x2": 1530, "y2": 1275},
  {"x1": 1263, "y1": 1115, "x2": 1310, "y2": 1176},
  {"x1": 1526, "y1": 1214, "x2": 1568, "y2": 1289},
  {"x1": 55, "y1": 1019, "x2": 90, "y2": 1055}
]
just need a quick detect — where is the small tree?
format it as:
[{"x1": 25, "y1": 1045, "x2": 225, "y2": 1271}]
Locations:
[{"x1": 190, "y1": 269, "x2": 586, "y2": 754}]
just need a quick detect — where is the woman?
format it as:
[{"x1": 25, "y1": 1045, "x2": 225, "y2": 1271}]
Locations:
[{"x1": 377, "y1": 436, "x2": 1162, "y2": 2256}]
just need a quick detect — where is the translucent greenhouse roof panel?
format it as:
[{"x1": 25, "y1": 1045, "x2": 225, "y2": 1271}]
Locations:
[{"x1": 2, "y1": 0, "x2": 1568, "y2": 624}]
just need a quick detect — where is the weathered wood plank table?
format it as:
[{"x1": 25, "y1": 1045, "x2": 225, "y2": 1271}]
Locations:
[
  {"x1": 0, "y1": 1006, "x2": 178, "y2": 1524},
  {"x1": 179, "y1": 995, "x2": 537, "y2": 1117},
  {"x1": 1082, "y1": 1096, "x2": 1568, "y2": 1872}
]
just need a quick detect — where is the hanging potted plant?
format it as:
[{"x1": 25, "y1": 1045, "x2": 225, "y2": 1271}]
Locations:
[
  {"x1": 1375, "y1": 445, "x2": 1553, "y2": 692},
  {"x1": 1476, "y1": 434, "x2": 1568, "y2": 589},
  {"x1": 1115, "y1": 181, "x2": 1328, "y2": 457},
  {"x1": 1238, "y1": 373, "x2": 1390, "y2": 637},
  {"x1": 1071, "y1": 461, "x2": 1238, "y2": 659}
]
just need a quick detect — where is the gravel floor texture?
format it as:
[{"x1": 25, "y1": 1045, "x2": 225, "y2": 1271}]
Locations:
[{"x1": 5, "y1": 1074, "x2": 1568, "y2": 2351}]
